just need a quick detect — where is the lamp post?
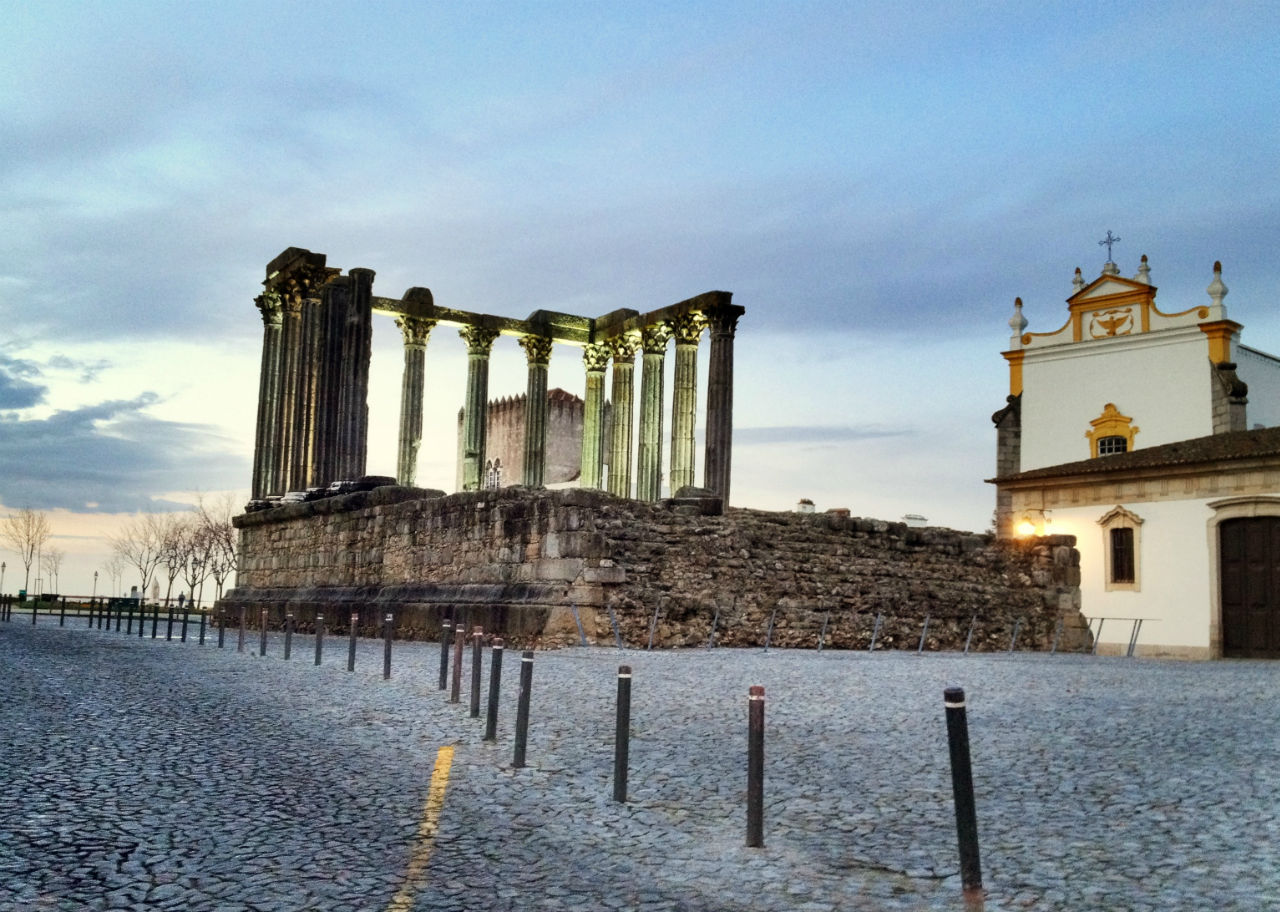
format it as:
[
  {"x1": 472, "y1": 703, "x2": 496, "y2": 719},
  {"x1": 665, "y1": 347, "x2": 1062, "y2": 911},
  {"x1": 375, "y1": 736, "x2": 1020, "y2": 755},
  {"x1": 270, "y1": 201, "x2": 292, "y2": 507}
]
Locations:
[
  {"x1": 92, "y1": 570, "x2": 98, "y2": 599},
  {"x1": 1, "y1": 561, "x2": 5, "y2": 595}
]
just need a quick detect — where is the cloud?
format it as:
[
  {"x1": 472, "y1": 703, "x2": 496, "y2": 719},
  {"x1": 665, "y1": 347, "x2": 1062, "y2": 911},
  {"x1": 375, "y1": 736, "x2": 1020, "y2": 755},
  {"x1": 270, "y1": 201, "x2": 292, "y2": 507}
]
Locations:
[
  {"x1": 0, "y1": 355, "x2": 47, "y2": 410},
  {"x1": 734, "y1": 425, "x2": 913, "y2": 446},
  {"x1": 0, "y1": 394, "x2": 247, "y2": 513}
]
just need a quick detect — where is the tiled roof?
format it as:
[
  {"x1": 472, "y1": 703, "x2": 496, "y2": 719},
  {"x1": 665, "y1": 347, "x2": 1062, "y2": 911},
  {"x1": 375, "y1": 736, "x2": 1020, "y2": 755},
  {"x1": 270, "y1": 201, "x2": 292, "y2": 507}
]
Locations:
[{"x1": 991, "y1": 426, "x2": 1280, "y2": 484}]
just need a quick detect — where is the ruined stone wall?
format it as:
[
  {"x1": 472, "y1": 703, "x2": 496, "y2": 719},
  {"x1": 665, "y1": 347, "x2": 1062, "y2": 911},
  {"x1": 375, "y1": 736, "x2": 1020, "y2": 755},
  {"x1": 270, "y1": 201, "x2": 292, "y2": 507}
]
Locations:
[{"x1": 225, "y1": 487, "x2": 1085, "y2": 651}]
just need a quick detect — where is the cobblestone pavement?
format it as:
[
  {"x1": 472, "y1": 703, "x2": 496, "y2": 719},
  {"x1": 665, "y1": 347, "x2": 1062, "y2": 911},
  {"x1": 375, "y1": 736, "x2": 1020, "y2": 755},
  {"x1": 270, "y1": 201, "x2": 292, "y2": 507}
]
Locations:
[{"x1": 2, "y1": 615, "x2": 1279, "y2": 911}]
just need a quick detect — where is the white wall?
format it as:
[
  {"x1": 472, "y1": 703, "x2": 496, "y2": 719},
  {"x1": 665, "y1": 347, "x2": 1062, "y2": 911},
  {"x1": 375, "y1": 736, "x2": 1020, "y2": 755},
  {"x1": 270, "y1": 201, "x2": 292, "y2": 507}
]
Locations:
[
  {"x1": 1236, "y1": 345, "x2": 1280, "y2": 428},
  {"x1": 1047, "y1": 499, "x2": 1214, "y2": 654},
  {"x1": 1021, "y1": 329, "x2": 1215, "y2": 471}
]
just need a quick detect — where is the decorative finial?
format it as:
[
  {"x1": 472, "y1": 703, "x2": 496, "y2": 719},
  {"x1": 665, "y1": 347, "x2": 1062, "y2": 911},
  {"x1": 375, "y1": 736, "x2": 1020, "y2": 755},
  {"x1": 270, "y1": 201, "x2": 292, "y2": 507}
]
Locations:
[
  {"x1": 1009, "y1": 297, "x2": 1027, "y2": 348},
  {"x1": 1135, "y1": 254, "x2": 1151, "y2": 285},
  {"x1": 1072, "y1": 267, "x2": 1084, "y2": 293},
  {"x1": 1207, "y1": 260, "x2": 1228, "y2": 309}
]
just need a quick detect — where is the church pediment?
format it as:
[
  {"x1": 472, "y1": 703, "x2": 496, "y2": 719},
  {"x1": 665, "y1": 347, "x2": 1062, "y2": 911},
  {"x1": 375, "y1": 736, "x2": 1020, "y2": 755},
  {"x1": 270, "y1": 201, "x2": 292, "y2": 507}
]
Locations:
[{"x1": 1069, "y1": 275, "x2": 1153, "y2": 303}]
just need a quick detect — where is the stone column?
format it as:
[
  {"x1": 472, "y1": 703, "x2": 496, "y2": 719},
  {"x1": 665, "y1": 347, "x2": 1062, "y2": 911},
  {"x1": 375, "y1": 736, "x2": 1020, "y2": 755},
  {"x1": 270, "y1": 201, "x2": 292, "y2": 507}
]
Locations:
[
  {"x1": 607, "y1": 333, "x2": 640, "y2": 498},
  {"x1": 668, "y1": 312, "x2": 704, "y2": 494},
  {"x1": 579, "y1": 343, "x2": 610, "y2": 489},
  {"x1": 335, "y1": 269, "x2": 375, "y2": 482},
  {"x1": 251, "y1": 292, "x2": 284, "y2": 498},
  {"x1": 293, "y1": 294, "x2": 321, "y2": 488},
  {"x1": 460, "y1": 325, "x2": 500, "y2": 491},
  {"x1": 276, "y1": 294, "x2": 303, "y2": 494},
  {"x1": 636, "y1": 322, "x2": 672, "y2": 501},
  {"x1": 395, "y1": 316, "x2": 436, "y2": 486},
  {"x1": 702, "y1": 302, "x2": 743, "y2": 504},
  {"x1": 519, "y1": 335, "x2": 553, "y2": 487}
]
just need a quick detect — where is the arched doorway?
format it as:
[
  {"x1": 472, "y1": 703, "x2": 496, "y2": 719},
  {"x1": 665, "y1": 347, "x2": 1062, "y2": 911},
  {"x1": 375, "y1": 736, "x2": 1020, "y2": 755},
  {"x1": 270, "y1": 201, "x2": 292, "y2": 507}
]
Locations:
[{"x1": 1220, "y1": 516, "x2": 1280, "y2": 658}]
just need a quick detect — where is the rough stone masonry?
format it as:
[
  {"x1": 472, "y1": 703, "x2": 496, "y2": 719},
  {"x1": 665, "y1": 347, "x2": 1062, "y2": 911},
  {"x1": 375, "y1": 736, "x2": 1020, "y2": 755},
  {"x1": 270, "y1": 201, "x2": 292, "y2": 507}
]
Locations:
[{"x1": 226, "y1": 486, "x2": 1085, "y2": 651}]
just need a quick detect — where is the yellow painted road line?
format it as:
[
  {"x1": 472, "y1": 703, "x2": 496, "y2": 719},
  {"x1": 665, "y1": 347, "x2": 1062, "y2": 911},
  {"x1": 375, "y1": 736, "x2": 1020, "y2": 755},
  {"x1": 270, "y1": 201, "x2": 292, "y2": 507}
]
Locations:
[{"x1": 386, "y1": 745, "x2": 455, "y2": 912}]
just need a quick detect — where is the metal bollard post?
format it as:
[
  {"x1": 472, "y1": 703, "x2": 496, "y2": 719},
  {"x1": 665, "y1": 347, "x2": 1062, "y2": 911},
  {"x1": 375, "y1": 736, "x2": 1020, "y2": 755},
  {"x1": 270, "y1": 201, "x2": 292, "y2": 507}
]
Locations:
[
  {"x1": 348, "y1": 611, "x2": 359, "y2": 672},
  {"x1": 383, "y1": 613, "x2": 394, "y2": 680},
  {"x1": 469, "y1": 627, "x2": 483, "y2": 717},
  {"x1": 614, "y1": 665, "x2": 632, "y2": 802},
  {"x1": 86, "y1": 598, "x2": 94, "y2": 628},
  {"x1": 166, "y1": 604, "x2": 174, "y2": 641},
  {"x1": 151, "y1": 603, "x2": 159, "y2": 639},
  {"x1": 513, "y1": 650, "x2": 534, "y2": 768},
  {"x1": 218, "y1": 610, "x2": 226, "y2": 648},
  {"x1": 97, "y1": 600, "x2": 104, "y2": 630},
  {"x1": 181, "y1": 608, "x2": 189, "y2": 643},
  {"x1": 484, "y1": 638, "x2": 504, "y2": 741},
  {"x1": 32, "y1": 599, "x2": 38, "y2": 626},
  {"x1": 438, "y1": 618, "x2": 453, "y2": 690},
  {"x1": 126, "y1": 602, "x2": 134, "y2": 635},
  {"x1": 259, "y1": 607, "x2": 268, "y2": 657},
  {"x1": 60, "y1": 597, "x2": 66, "y2": 627},
  {"x1": 138, "y1": 603, "x2": 145, "y2": 638},
  {"x1": 869, "y1": 613, "x2": 882, "y2": 651},
  {"x1": 198, "y1": 609, "x2": 206, "y2": 646},
  {"x1": 284, "y1": 613, "x2": 294, "y2": 660},
  {"x1": 918, "y1": 614, "x2": 931, "y2": 654},
  {"x1": 747, "y1": 685, "x2": 765, "y2": 847},
  {"x1": 237, "y1": 606, "x2": 246, "y2": 653},
  {"x1": 944, "y1": 687, "x2": 984, "y2": 901},
  {"x1": 450, "y1": 628, "x2": 465, "y2": 703},
  {"x1": 314, "y1": 613, "x2": 325, "y2": 665}
]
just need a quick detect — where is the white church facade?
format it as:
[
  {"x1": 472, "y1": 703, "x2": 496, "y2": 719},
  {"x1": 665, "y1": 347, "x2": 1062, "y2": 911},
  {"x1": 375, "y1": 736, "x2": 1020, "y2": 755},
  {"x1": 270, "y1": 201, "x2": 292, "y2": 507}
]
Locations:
[{"x1": 991, "y1": 252, "x2": 1280, "y2": 658}]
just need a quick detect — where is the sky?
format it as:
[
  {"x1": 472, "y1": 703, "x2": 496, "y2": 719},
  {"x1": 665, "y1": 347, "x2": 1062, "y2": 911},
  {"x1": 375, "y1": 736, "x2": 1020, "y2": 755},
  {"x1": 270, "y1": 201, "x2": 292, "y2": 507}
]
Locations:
[{"x1": 2, "y1": 0, "x2": 1279, "y2": 596}]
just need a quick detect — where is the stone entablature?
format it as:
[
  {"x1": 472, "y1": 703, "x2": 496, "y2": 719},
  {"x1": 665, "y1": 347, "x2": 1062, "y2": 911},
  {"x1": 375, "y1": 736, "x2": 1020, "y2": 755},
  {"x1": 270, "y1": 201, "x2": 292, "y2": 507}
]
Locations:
[
  {"x1": 226, "y1": 488, "x2": 1083, "y2": 651},
  {"x1": 250, "y1": 247, "x2": 744, "y2": 508}
]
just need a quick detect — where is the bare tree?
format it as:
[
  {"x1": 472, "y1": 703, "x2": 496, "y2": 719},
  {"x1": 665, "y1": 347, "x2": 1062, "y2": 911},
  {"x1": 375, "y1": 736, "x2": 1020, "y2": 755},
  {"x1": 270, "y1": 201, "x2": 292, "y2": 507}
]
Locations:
[
  {"x1": 156, "y1": 514, "x2": 194, "y2": 606},
  {"x1": 1, "y1": 508, "x2": 51, "y2": 593},
  {"x1": 198, "y1": 494, "x2": 239, "y2": 603},
  {"x1": 40, "y1": 547, "x2": 64, "y2": 594},
  {"x1": 103, "y1": 556, "x2": 126, "y2": 597},
  {"x1": 108, "y1": 514, "x2": 166, "y2": 601}
]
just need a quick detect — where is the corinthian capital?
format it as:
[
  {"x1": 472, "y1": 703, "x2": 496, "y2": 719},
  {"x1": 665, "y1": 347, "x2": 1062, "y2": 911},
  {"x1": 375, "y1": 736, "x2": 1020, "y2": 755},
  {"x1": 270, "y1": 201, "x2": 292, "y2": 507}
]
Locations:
[
  {"x1": 641, "y1": 322, "x2": 673, "y2": 355},
  {"x1": 255, "y1": 291, "x2": 283, "y2": 327},
  {"x1": 459, "y1": 325, "x2": 500, "y2": 356},
  {"x1": 608, "y1": 333, "x2": 641, "y2": 362},
  {"x1": 670, "y1": 311, "x2": 705, "y2": 345},
  {"x1": 518, "y1": 334, "x2": 553, "y2": 366},
  {"x1": 582, "y1": 343, "x2": 611, "y2": 373},
  {"x1": 396, "y1": 316, "x2": 437, "y2": 349}
]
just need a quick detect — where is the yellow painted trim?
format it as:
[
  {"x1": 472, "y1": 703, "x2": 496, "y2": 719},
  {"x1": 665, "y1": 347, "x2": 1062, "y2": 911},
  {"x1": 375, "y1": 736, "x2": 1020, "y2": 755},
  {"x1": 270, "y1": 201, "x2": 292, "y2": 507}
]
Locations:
[
  {"x1": 387, "y1": 745, "x2": 456, "y2": 912},
  {"x1": 1085, "y1": 403, "x2": 1139, "y2": 458},
  {"x1": 1199, "y1": 320, "x2": 1242, "y2": 364},
  {"x1": 1002, "y1": 350, "x2": 1025, "y2": 396}
]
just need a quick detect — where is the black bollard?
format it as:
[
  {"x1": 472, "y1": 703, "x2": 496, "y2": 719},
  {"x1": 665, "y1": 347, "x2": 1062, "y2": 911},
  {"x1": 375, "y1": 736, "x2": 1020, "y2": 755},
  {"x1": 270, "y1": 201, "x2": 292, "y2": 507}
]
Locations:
[
  {"x1": 181, "y1": 607, "x2": 189, "y2": 643},
  {"x1": 151, "y1": 603, "x2": 159, "y2": 639},
  {"x1": 484, "y1": 638, "x2": 504, "y2": 741},
  {"x1": 60, "y1": 597, "x2": 66, "y2": 627},
  {"x1": 347, "y1": 611, "x2": 359, "y2": 672},
  {"x1": 97, "y1": 600, "x2": 104, "y2": 630},
  {"x1": 126, "y1": 602, "x2": 134, "y2": 635},
  {"x1": 218, "y1": 610, "x2": 226, "y2": 648},
  {"x1": 87, "y1": 598, "x2": 95, "y2": 628},
  {"x1": 138, "y1": 603, "x2": 145, "y2": 638},
  {"x1": 237, "y1": 606, "x2": 246, "y2": 653},
  {"x1": 284, "y1": 613, "x2": 294, "y2": 660},
  {"x1": 314, "y1": 613, "x2": 325, "y2": 666},
  {"x1": 450, "y1": 628, "x2": 465, "y2": 704},
  {"x1": 32, "y1": 599, "x2": 37, "y2": 626},
  {"x1": 469, "y1": 627, "x2": 484, "y2": 717},
  {"x1": 259, "y1": 607, "x2": 268, "y2": 656},
  {"x1": 438, "y1": 618, "x2": 453, "y2": 690},
  {"x1": 614, "y1": 665, "x2": 632, "y2": 802},
  {"x1": 944, "y1": 687, "x2": 983, "y2": 900},
  {"x1": 513, "y1": 650, "x2": 534, "y2": 768},
  {"x1": 747, "y1": 685, "x2": 765, "y2": 847},
  {"x1": 198, "y1": 610, "x2": 206, "y2": 646},
  {"x1": 383, "y1": 613, "x2": 394, "y2": 680},
  {"x1": 166, "y1": 603, "x2": 174, "y2": 641}
]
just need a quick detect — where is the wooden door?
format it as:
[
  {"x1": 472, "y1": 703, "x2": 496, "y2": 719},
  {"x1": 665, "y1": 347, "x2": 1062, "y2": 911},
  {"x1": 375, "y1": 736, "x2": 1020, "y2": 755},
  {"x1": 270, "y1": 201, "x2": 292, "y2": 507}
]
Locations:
[{"x1": 1221, "y1": 517, "x2": 1280, "y2": 658}]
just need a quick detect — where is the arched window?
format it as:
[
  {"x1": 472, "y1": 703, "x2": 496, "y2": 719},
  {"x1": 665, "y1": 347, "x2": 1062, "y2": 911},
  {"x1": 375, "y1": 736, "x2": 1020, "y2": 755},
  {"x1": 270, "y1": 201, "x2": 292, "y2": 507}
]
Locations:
[{"x1": 1086, "y1": 404, "x2": 1139, "y2": 458}]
